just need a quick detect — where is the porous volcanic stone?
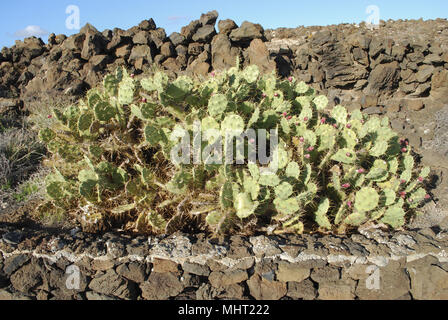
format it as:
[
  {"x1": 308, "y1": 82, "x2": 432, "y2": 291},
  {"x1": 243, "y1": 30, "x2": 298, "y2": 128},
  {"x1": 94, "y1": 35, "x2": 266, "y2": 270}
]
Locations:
[
  {"x1": 88, "y1": 269, "x2": 136, "y2": 299},
  {"x1": 209, "y1": 270, "x2": 248, "y2": 287},
  {"x1": 200, "y1": 10, "x2": 219, "y2": 26},
  {"x1": 192, "y1": 25, "x2": 216, "y2": 43},
  {"x1": 276, "y1": 261, "x2": 311, "y2": 283},
  {"x1": 247, "y1": 274, "x2": 287, "y2": 300},
  {"x1": 140, "y1": 272, "x2": 184, "y2": 300},
  {"x1": 230, "y1": 21, "x2": 264, "y2": 43},
  {"x1": 218, "y1": 19, "x2": 238, "y2": 35}
]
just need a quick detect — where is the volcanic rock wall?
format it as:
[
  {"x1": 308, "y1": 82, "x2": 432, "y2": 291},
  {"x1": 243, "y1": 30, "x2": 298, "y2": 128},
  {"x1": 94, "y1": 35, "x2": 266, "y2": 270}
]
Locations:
[
  {"x1": 1, "y1": 11, "x2": 447, "y2": 112},
  {"x1": 0, "y1": 10, "x2": 276, "y2": 100},
  {"x1": 266, "y1": 18, "x2": 448, "y2": 113},
  {"x1": 1, "y1": 225, "x2": 448, "y2": 300}
]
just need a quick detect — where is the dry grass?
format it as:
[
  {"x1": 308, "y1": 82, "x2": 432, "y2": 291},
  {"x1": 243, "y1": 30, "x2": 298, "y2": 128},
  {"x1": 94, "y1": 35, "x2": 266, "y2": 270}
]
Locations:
[
  {"x1": 0, "y1": 94, "x2": 76, "y2": 217},
  {"x1": 0, "y1": 128, "x2": 45, "y2": 187}
]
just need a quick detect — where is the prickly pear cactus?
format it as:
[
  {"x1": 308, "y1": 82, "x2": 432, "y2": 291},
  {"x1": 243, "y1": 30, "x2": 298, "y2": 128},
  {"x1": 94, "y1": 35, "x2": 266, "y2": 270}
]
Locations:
[{"x1": 38, "y1": 63, "x2": 432, "y2": 235}]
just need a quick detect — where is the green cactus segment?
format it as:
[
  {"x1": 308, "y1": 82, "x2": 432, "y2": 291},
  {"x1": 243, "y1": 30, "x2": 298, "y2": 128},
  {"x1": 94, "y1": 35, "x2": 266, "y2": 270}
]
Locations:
[
  {"x1": 359, "y1": 117, "x2": 381, "y2": 138},
  {"x1": 242, "y1": 65, "x2": 260, "y2": 83},
  {"x1": 139, "y1": 168, "x2": 154, "y2": 186},
  {"x1": 302, "y1": 164, "x2": 312, "y2": 185},
  {"x1": 381, "y1": 189, "x2": 396, "y2": 206},
  {"x1": 165, "y1": 76, "x2": 193, "y2": 101},
  {"x1": 334, "y1": 205, "x2": 347, "y2": 225},
  {"x1": 419, "y1": 167, "x2": 431, "y2": 179},
  {"x1": 39, "y1": 128, "x2": 56, "y2": 143},
  {"x1": 388, "y1": 158, "x2": 399, "y2": 174},
  {"x1": 78, "y1": 169, "x2": 98, "y2": 183},
  {"x1": 302, "y1": 130, "x2": 317, "y2": 147},
  {"x1": 166, "y1": 171, "x2": 191, "y2": 195},
  {"x1": 274, "y1": 99, "x2": 292, "y2": 115},
  {"x1": 153, "y1": 72, "x2": 169, "y2": 92},
  {"x1": 248, "y1": 163, "x2": 260, "y2": 181},
  {"x1": 243, "y1": 175, "x2": 260, "y2": 201},
  {"x1": 45, "y1": 173, "x2": 69, "y2": 200},
  {"x1": 234, "y1": 193, "x2": 258, "y2": 219},
  {"x1": 331, "y1": 148, "x2": 357, "y2": 164},
  {"x1": 403, "y1": 155, "x2": 415, "y2": 171},
  {"x1": 58, "y1": 144, "x2": 83, "y2": 163},
  {"x1": 354, "y1": 187, "x2": 379, "y2": 212},
  {"x1": 220, "y1": 182, "x2": 234, "y2": 209},
  {"x1": 94, "y1": 101, "x2": 116, "y2": 122},
  {"x1": 341, "y1": 128, "x2": 358, "y2": 149},
  {"x1": 313, "y1": 95, "x2": 328, "y2": 111},
  {"x1": 370, "y1": 140, "x2": 388, "y2": 157},
  {"x1": 87, "y1": 92, "x2": 102, "y2": 109},
  {"x1": 331, "y1": 105, "x2": 348, "y2": 124},
  {"x1": 298, "y1": 102, "x2": 313, "y2": 121},
  {"x1": 148, "y1": 212, "x2": 167, "y2": 231},
  {"x1": 118, "y1": 77, "x2": 136, "y2": 105},
  {"x1": 370, "y1": 209, "x2": 385, "y2": 221},
  {"x1": 79, "y1": 180, "x2": 98, "y2": 201},
  {"x1": 208, "y1": 94, "x2": 228, "y2": 118},
  {"x1": 103, "y1": 75, "x2": 119, "y2": 96},
  {"x1": 201, "y1": 117, "x2": 220, "y2": 145},
  {"x1": 46, "y1": 182, "x2": 65, "y2": 200},
  {"x1": 64, "y1": 105, "x2": 80, "y2": 129},
  {"x1": 315, "y1": 198, "x2": 332, "y2": 230},
  {"x1": 381, "y1": 206, "x2": 406, "y2": 228},
  {"x1": 408, "y1": 188, "x2": 427, "y2": 208},
  {"x1": 344, "y1": 212, "x2": 368, "y2": 227},
  {"x1": 247, "y1": 107, "x2": 260, "y2": 128},
  {"x1": 126, "y1": 179, "x2": 144, "y2": 197},
  {"x1": 295, "y1": 81, "x2": 309, "y2": 94},
  {"x1": 145, "y1": 126, "x2": 166, "y2": 146},
  {"x1": 131, "y1": 103, "x2": 156, "y2": 120},
  {"x1": 285, "y1": 162, "x2": 301, "y2": 179},
  {"x1": 202, "y1": 116, "x2": 220, "y2": 133},
  {"x1": 206, "y1": 211, "x2": 224, "y2": 226},
  {"x1": 280, "y1": 118, "x2": 291, "y2": 135},
  {"x1": 275, "y1": 182, "x2": 294, "y2": 200},
  {"x1": 89, "y1": 145, "x2": 104, "y2": 158},
  {"x1": 330, "y1": 166, "x2": 342, "y2": 191},
  {"x1": 295, "y1": 95, "x2": 311, "y2": 107},
  {"x1": 78, "y1": 113, "x2": 94, "y2": 132},
  {"x1": 53, "y1": 108, "x2": 66, "y2": 124},
  {"x1": 366, "y1": 160, "x2": 389, "y2": 182},
  {"x1": 350, "y1": 109, "x2": 363, "y2": 121},
  {"x1": 406, "y1": 181, "x2": 418, "y2": 193},
  {"x1": 140, "y1": 78, "x2": 157, "y2": 92},
  {"x1": 271, "y1": 146, "x2": 289, "y2": 170},
  {"x1": 380, "y1": 116, "x2": 390, "y2": 127},
  {"x1": 316, "y1": 125, "x2": 336, "y2": 151},
  {"x1": 259, "y1": 173, "x2": 280, "y2": 187},
  {"x1": 282, "y1": 217, "x2": 304, "y2": 234},
  {"x1": 378, "y1": 127, "x2": 397, "y2": 143},
  {"x1": 111, "y1": 203, "x2": 136, "y2": 214},
  {"x1": 221, "y1": 114, "x2": 245, "y2": 136},
  {"x1": 274, "y1": 197, "x2": 300, "y2": 216},
  {"x1": 400, "y1": 170, "x2": 412, "y2": 183}
]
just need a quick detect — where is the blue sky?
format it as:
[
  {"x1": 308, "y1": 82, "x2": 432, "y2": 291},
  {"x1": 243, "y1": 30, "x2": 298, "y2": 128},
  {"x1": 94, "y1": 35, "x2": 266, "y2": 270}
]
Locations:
[{"x1": 1, "y1": 0, "x2": 447, "y2": 49}]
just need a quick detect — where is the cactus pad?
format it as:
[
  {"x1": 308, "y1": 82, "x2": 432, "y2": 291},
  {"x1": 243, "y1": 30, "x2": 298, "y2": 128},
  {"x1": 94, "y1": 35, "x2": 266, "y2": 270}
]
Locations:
[{"x1": 354, "y1": 187, "x2": 379, "y2": 212}]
